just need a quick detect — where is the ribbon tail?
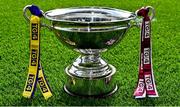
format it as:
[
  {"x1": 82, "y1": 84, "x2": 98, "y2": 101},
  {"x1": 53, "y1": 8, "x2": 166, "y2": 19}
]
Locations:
[
  {"x1": 133, "y1": 78, "x2": 146, "y2": 98},
  {"x1": 133, "y1": 53, "x2": 146, "y2": 98},
  {"x1": 146, "y1": 48, "x2": 159, "y2": 97},
  {"x1": 38, "y1": 62, "x2": 52, "y2": 100}
]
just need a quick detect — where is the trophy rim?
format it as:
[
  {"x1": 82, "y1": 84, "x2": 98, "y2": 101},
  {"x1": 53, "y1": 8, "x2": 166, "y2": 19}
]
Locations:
[{"x1": 43, "y1": 6, "x2": 136, "y2": 24}]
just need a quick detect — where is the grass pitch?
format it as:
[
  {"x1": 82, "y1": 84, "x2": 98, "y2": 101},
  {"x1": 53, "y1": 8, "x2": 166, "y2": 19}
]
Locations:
[{"x1": 0, "y1": 0, "x2": 179, "y2": 106}]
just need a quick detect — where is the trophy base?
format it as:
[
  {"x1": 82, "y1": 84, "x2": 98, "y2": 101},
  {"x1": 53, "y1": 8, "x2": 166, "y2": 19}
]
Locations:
[
  {"x1": 64, "y1": 84, "x2": 118, "y2": 98},
  {"x1": 64, "y1": 58, "x2": 118, "y2": 97}
]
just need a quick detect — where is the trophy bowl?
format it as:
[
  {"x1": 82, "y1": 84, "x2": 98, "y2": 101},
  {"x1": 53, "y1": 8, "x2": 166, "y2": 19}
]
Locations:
[{"x1": 24, "y1": 6, "x2": 137, "y2": 97}]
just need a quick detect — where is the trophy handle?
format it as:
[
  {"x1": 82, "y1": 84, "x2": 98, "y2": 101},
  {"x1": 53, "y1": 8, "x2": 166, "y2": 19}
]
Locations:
[
  {"x1": 145, "y1": 6, "x2": 155, "y2": 21},
  {"x1": 23, "y1": 5, "x2": 52, "y2": 29},
  {"x1": 23, "y1": 5, "x2": 33, "y2": 22},
  {"x1": 131, "y1": 6, "x2": 155, "y2": 27}
]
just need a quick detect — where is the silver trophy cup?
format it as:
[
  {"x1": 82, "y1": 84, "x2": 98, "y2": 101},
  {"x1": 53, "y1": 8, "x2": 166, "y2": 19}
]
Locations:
[{"x1": 24, "y1": 6, "x2": 137, "y2": 97}]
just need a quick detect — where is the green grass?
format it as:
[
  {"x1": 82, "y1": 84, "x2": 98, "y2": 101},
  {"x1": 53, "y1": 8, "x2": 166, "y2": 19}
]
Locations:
[{"x1": 0, "y1": 0, "x2": 179, "y2": 106}]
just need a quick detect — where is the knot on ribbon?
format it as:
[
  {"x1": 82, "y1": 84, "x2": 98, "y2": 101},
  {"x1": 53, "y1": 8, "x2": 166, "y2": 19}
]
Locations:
[
  {"x1": 28, "y1": 5, "x2": 42, "y2": 17},
  {"x1": 137, "y1": 8, "x2": 149, "y2": 18}
]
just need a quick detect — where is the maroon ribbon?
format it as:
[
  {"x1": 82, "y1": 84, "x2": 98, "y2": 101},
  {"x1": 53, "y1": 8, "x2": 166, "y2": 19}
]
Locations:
[{"x1": 133, "y1": 7, "x2": 159, "y2": 98}]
